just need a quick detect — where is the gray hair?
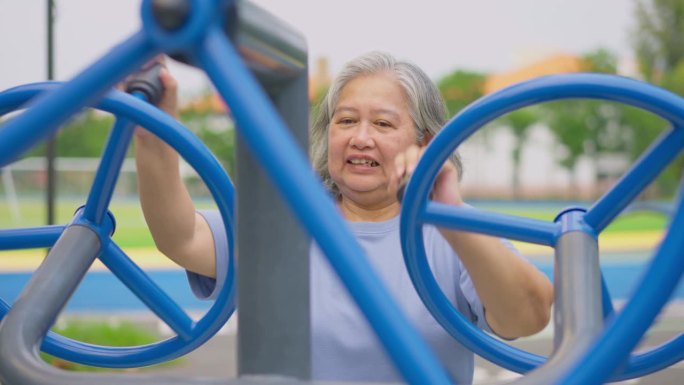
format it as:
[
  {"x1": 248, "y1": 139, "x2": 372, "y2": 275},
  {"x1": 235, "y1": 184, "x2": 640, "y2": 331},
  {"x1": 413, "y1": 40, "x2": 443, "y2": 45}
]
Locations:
[{"x1": 310, "y1": 51, "x2": 462, "y2": 198}]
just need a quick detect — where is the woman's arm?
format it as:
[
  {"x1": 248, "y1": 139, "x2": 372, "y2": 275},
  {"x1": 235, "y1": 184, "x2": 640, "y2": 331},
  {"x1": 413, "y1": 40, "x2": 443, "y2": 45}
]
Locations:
[
  {"x1": 395, "y1": 145, "x2": 553, "y2": 339},
  {"x1": 134, "y1": 68, "x2": 217, "y2": 278}
]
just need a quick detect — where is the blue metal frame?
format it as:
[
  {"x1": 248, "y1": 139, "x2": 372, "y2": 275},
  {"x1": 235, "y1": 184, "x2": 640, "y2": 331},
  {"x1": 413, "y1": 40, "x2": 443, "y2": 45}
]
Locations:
[
  {"x1": 0, "y1": 1, "x2": 452, "y2": 382},
  {"x1": 400, "y1": 73, "x2": 684, "y2": 382},
  {"x1": 0, "y1": 83, "x2": 237, "y2": 368},
  {"x1": 0, "y1": 0, "x2": 682, "y2": 383}
]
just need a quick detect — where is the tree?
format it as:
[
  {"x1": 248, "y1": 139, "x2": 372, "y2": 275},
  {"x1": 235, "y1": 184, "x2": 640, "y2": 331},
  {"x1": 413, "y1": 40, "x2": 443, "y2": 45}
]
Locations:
[
  {"x1": 500, "y1": 108, "x2": 538, "y2": 198},
  {"x1": 541, "y1": 49, "x2": 625, "y2": 197},
  {"x1": 633, "y1": 0, "x2": 684, "y2": 83},
  {"x1": 630, "y1": 0, "x2": 684, "y2": 196},
  {"x1": 437, "y1": 70, "x2": 486, "y2": 118},
  {"x1": 24, "y1": 111, "x2": 114, "y2": 158}
]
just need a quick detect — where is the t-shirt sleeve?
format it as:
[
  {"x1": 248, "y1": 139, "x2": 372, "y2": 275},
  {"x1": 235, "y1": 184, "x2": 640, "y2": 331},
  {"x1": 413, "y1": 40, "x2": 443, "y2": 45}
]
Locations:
[
  {"x1": 458, "y1": 238, "x2": 521, "y2": 335},
  {"x1": 185, "y1": 209, "x2": 229, "y2": 300},
  {"x1": 457, "y1": 257, "x2": 492, "y2": 333}
]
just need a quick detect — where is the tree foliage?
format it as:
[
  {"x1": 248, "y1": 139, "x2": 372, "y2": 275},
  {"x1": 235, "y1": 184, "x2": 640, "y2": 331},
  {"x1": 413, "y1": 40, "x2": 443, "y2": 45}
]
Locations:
[
  {"x1": 540, "y1": 48, "x2": 627, "y2": 196},
  {"x1": 437, "y1": 70, "x2": 486, "y2": 118},
  {"x1": 500, "y1": 108, "x2": 538, "y2": 198},
  {"x1": 633, "y1": 0, "x2": 684, "y2": 83},
  {"x1": 23, "y1": 109, "x2": 236, "y2": 181},
  {"x1": 630, "y1": 0, "x2": 684, "y2": 196},
  {"x1": 24, "y1": 111, "x2": 115, "y2": 158}
]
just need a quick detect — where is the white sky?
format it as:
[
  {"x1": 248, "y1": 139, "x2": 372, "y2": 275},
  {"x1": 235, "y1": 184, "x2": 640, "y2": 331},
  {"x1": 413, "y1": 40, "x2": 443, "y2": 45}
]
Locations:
[{"x1": 1, "y1": 0, "x2": 636, "y2": 99}]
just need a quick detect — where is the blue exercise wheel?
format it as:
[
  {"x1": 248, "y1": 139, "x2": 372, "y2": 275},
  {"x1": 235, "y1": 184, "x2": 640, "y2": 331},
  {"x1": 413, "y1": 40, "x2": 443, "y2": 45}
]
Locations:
[
  {"x1": 0, "y1": 81, "x2": 236, "y2": 368},
  {"x1": 400, "y1": 73, "x2": 683, "y2": 383}
]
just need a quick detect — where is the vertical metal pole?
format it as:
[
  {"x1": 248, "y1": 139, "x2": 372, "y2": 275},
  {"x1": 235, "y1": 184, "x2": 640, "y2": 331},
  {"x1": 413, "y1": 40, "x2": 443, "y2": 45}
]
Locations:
[
  {"x1": 46, "y1": 0, "x2": 56, "y2": 225},
  {"x1": 552, "y1": 231, "x2": 603, "y2": 354},
  {"x1": 510, "y1": 229, "x2": 605, "y2": 385},
  {"x1": 236, "y1": 71, "x2": 311, "y2": 378}
]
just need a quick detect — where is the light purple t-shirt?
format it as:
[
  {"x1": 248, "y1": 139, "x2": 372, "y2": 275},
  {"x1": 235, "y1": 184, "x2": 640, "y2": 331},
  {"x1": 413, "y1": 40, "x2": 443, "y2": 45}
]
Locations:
[{"x1": 189, "y1": 210, "x2": 499, "y2": 384}]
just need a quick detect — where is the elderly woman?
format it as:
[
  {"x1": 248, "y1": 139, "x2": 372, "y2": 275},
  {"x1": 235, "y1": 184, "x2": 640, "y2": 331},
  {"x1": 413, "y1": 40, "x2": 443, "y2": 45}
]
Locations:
[{"x1": 135, "y1": 52, "x2": 553, "y2": 384}]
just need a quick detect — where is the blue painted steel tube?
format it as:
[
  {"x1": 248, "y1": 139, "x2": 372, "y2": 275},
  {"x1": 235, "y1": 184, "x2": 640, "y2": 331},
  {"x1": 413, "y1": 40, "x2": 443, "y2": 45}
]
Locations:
[
  {"x1": 82, "y1": 97, "x2": 142, "y2": 224},
  {"x1": 614, "y1": 335, "x2": 684, "y2": 381},
  {"x1": 559, "y1": 194, "x2": 684, "y2": 384},
  {"x1": 0, "y1": 31, "x2": 156, "y2": 167},
  {"x1": 0, "y1": 226, "x2": 65, "y2": 250},
  {"x1": 421, "y1": 202, "x2": 558, "y2": 246},
  {"x1": 585, "y1": 126, "x2": 684, "y2": 232},
  {"x1": 196, "y1": 26, "x2": 452, "y2": 385},
  {"x1": 100, "y1": 242, "x2": 195, "y2": 341}
]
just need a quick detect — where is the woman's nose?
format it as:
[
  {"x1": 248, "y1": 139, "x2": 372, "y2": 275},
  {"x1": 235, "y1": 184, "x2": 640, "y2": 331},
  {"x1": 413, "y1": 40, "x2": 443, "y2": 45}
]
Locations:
[{"x1": 349, "y1": 123, "x2": 374, "y2": 148}]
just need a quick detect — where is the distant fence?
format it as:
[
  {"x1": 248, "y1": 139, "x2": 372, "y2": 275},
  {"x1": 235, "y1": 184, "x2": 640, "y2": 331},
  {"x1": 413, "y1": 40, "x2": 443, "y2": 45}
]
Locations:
[{"x1": 1, "y1": 156, "x2": 210, "y2": 198}]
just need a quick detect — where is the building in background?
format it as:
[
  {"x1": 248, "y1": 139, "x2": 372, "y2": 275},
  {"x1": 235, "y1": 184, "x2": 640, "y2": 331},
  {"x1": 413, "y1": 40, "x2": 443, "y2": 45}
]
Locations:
[{"x1": 459, "y1": 53, "x2": 636, "y2": 200}]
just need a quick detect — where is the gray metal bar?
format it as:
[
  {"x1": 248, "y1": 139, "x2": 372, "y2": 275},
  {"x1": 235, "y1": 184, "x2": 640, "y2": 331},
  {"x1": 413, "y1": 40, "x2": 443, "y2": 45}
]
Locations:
[
  {"x1": 552, "y1": 231, "x2": 603, "y2": 353},
  {"x1": 236, "y1": 54, "x2": 311, "y2": 379},
  {"x1": 508, "y1": 231, "x2": 604, "y2": 385},
  {"x1": 171, "y1": 0, "x2": 307, "y2": 87},
  {"x1": 46, "y1": 0, "x2": 57, "y2": 226},
  {"x1": 0, "y1": 225, "x2": 230, "y2": 385},
  {"x1": 232, "y1": 0, "x2": 307, "y2": 86},
  {"x1": 0, "y1": 225, "x2": 99, "y2": 385}
]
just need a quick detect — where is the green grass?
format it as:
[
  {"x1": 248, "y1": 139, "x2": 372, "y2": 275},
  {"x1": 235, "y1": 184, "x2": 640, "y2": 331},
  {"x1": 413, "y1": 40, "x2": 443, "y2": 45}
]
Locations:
[
  {"x1": 482, "y1": 207, "x2": 668, "y2": 233},
  {"x1": 40, "y1": 319, "x2": 183, "y2": 371},
  {"x1": 0, "y1": 198, "x2": 216, "y2": 248},
  {"x1": 0, "y1": 199, "x2": 668, "y2": 250}
]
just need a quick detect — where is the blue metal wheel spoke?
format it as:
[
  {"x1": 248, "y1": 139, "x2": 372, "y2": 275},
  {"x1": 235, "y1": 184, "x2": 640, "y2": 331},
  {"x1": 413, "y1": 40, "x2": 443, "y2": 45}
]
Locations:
[
  {"x1": 100, "y1": 241, "x2": 195, "y2": 341},
  {"x1": 82, "y1": 116, "x2": 137, "y2": 224},
  {"x1": 0, "y1": 226, "x2": 65, "y2": 251},
  {"x1": 0, "y1": 297, "x2": 9, "y2": 318},
  {"x1": 613, "y1": 333, "x2": 684, "y2": 380},
  {"x1": 421, "y1": 201, "x2": 558, "y2": 246},
  {"x1": 585, "y1": 126, "x2": 684, "y2": 232}
]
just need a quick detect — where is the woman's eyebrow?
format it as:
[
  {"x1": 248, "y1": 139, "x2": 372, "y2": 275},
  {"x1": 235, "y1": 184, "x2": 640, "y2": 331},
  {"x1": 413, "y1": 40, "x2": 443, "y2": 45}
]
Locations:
[
  {"x1": 333, "y1": 106, "x2": 400, "y2": 120},
  {"x1": 371, "y1": 108, "x2": 400, "y2": 119},
  {"x1": 333, "y1": 106, "x2": 358, "y2": 115}
]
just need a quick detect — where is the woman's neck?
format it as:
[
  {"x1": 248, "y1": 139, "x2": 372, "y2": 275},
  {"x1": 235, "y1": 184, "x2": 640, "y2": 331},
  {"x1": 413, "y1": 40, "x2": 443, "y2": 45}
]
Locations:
[{"x1": 338, "y1": 196, "x2": 400, "y2": 222}]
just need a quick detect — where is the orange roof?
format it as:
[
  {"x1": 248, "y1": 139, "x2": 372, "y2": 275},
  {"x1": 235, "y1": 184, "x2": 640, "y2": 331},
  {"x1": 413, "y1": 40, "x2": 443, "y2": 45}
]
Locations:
[
  {"x1": 484, "y1": 54, "x2": 585, "y2": 94},
  {"x1": 181, "y1": 92, "x2": 228, "y2": 114}
]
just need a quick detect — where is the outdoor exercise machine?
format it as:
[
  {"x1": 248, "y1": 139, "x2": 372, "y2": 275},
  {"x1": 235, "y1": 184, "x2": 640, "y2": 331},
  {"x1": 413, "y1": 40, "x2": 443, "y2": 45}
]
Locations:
[{"x1": 0, "y1": 0, "x2": 682, "y2": 384}]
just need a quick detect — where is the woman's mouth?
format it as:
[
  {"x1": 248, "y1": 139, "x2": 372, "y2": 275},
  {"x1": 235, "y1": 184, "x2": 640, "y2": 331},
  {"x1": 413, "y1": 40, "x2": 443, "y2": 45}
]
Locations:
[{"x1": 348, "y1": 158, "x2": 379, "y2": 167}]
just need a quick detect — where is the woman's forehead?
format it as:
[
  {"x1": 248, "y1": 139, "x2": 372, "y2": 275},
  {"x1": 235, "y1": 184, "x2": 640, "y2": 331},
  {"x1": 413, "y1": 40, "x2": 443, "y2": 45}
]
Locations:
[{"x1": 335, "y1": 74, "x2": 408, "y2": 111}]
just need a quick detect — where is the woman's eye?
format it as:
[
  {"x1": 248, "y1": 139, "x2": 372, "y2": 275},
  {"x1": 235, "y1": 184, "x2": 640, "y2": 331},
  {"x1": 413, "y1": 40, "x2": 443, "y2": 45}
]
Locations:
[
  {"x1": 338, "y1": 118, "x2": 354, "y2": 125},
  {"x1": 376, "y1": 120, "x2": 392, "y2": 128}
]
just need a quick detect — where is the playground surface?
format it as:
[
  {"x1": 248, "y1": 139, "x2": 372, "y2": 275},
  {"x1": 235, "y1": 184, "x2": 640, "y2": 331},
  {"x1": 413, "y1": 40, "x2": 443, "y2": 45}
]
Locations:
[
  {"x1": 1, "y1": 223, "x2": 681, "y2": 383},
  {"x1": 91, "y1": 304, "x2": 683, "y2": 384}
]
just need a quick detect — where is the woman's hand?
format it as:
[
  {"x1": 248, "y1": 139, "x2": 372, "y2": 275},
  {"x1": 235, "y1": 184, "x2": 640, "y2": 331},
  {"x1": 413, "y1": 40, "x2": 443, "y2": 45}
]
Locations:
[
  {"x1": 133, "y1": 62, "x2": 179, "y2": 143},
  {"x1": 393, "y1": 144, "x2": 464, "y2": 206},
  {"x1": 394, "y1": 144, "x2": 553, "y2": 338}
]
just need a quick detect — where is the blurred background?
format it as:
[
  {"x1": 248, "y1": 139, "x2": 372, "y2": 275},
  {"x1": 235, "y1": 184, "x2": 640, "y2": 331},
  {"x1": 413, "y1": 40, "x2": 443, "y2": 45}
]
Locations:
[{"x1": 0, "y1": 0, "x2": 683, "y2": 383}]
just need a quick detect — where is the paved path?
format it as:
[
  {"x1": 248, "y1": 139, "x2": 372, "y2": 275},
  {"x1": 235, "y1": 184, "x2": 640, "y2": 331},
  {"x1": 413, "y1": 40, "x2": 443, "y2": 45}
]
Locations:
[{"x1": 120, "y1": 305, "x2": 684, "y2": 384}]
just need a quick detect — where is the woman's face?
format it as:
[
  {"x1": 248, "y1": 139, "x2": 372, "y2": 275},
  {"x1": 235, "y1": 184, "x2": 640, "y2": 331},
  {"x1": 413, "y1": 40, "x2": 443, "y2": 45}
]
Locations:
[{"x1": 327, "y1": 72, "x2": 417, "y2": 206}]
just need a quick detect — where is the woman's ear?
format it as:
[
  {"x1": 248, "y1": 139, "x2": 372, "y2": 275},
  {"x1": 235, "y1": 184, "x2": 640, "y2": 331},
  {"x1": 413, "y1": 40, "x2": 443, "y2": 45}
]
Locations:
[{"x1": 420, "y1": 132, "x2": 434, "y2": 146}]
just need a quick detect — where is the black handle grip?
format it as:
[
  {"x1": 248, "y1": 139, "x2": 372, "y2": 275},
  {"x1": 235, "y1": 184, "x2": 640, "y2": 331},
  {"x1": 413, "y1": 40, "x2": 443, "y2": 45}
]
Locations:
[{"x1": 125, "y1": 62, "x2": 164, "y2": 105}]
